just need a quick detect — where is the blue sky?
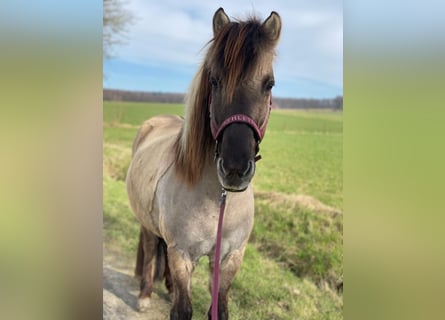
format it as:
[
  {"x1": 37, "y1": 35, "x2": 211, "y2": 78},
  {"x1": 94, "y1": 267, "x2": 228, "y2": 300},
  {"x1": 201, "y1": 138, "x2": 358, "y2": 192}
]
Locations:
[{"x1": 103, "y1": 0, "x2": 343, "y2": 99}]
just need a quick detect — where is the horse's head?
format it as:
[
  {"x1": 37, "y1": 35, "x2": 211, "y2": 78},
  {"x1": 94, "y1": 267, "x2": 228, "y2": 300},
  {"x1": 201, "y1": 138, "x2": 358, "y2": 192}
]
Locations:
[{"x1": 207, "y1": 8, "x2": 281, "y2": 192}]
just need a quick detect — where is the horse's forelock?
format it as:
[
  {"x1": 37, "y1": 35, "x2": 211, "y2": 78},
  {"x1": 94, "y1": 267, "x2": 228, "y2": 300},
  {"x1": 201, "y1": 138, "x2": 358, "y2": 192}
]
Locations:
[{"x1": 207, "y1": 17, "x2": 276, "y2": 102}]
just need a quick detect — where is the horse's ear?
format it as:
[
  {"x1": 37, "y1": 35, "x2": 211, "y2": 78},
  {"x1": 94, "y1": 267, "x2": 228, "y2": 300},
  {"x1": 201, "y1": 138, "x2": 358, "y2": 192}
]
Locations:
[
  {"x1": 213, "y1": 7, "x2": 230, "y2": 36},
  {"x1": 262, "y1": 11, "x2": 281, "y2": 42}
]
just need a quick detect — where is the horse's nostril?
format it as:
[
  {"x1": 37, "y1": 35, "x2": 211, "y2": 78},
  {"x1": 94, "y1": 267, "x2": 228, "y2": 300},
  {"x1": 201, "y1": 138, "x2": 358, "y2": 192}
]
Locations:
[
  {"x1": 218, "y1": 158, "x2": 227, "y2": 176},
  {"x1": 242, "y1": 160, "x2": 254, "y2": 177},
  {"x1": 218, "y1": 158, "x2": 254, "y2": 178}
]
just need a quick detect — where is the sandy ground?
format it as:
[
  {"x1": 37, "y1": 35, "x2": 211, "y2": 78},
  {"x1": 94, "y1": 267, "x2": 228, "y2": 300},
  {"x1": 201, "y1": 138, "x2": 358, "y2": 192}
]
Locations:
[{"x1": 103, "y1": 246, "x2": 171, "y2": 320}]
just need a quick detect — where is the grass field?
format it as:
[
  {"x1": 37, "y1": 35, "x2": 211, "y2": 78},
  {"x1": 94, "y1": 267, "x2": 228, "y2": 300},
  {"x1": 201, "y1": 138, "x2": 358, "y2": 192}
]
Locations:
[{"x1": 103, "y1": 101, "x2": 343, "y2": 319}]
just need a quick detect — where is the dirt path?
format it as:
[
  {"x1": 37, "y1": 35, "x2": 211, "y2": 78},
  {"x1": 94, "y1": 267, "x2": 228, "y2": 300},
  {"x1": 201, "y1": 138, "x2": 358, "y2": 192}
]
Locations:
[{"x1": 103, "y1": 246, "x2": 171, "y2": 320}]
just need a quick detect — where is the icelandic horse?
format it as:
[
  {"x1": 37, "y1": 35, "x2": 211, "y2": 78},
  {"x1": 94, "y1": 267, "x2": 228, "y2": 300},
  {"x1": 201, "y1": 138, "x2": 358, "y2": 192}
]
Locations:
[{"x1": 126, "y1": 7, "x2": 281, "y2": 320}]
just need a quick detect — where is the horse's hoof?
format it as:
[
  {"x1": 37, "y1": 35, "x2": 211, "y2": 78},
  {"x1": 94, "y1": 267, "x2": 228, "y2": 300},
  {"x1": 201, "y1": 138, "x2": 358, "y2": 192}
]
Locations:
[{"x1": 137, "y1": 297, "x2": 151, "y2": 312}]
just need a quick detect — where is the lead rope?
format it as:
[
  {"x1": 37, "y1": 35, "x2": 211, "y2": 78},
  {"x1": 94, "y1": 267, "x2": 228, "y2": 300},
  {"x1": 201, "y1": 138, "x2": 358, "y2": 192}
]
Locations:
[{"x1": 211, "y1": 188, "x2": 227, "y2": 320}]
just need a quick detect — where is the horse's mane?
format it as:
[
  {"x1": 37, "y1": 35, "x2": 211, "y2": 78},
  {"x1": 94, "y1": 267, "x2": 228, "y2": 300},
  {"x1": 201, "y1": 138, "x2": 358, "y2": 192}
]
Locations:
[
  {"x1": 174, "y1": 65, "x2": 214, "y2": 186},
  {"x1": 174, "y1": 15, "x2": 276, "y2": 186}
]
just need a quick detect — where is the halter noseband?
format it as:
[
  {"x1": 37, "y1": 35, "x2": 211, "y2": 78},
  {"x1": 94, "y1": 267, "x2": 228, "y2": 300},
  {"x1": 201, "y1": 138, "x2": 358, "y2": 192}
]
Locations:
[
  {"x1": 210, "y1": 112, "x2": 269, "y2": 142},
  {"x1": 209, "y1": 95, "x2": 272, "y2": 161}
]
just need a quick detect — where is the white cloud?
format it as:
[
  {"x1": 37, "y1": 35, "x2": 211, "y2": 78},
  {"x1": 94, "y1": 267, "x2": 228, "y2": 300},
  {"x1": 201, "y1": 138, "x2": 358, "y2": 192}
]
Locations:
[
  {"x1": 274, "y1": 5, "x2": 342, "y2": 88},
  {"x1": 112, "y1": 0, "x2": 343, "y2": 95}
]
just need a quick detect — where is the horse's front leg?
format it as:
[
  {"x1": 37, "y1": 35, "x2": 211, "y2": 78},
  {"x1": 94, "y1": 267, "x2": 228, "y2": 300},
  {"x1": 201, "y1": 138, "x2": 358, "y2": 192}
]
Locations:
[
  {"x1": 208, "y1": 248, "x2": 245, "y2": 320},
  {"x1": 168, "y1": 246, "x2": 194, "y2": 320}
]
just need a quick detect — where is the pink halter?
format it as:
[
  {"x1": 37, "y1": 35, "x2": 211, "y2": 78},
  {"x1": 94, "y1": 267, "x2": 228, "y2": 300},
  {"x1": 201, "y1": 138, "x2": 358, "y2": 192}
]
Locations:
[{"x1": 210, "y1": 95, "x2": 272, "y2": 142}]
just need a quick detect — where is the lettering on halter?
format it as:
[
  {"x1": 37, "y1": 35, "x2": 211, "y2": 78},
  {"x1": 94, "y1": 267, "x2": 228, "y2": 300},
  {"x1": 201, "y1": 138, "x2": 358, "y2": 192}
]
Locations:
[
  {"x1": 210, "y1": 108, "x2": 271, "y2": 142},
  {"x1": 209, "y1": 94, "x2": 272, "y2": 161}
]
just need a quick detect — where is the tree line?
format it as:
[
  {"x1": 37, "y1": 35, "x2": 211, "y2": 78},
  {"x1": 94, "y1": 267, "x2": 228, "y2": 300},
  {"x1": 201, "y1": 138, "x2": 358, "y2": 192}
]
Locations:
[
  {"x1": 273, "y1": 95, "x2": 343, "y2": 110},
  {"x1": 103, "y1": 89, "x2": 343, "y2": 110}
]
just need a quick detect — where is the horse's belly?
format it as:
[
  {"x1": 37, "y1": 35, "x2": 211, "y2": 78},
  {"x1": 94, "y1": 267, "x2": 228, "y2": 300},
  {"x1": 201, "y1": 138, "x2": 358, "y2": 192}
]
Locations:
[{"x1": 126, "y1": 115, "x2": 182, "y2": 237}]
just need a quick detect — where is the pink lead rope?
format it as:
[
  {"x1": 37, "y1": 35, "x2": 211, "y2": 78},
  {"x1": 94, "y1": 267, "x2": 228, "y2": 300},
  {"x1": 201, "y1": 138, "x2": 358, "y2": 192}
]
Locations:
[
  {"x1": 210, "y1": 94, "x2": 272, "y2": 319},
  {"x1": 211, "y1": 188, "x2": 227, "y2": 320}
]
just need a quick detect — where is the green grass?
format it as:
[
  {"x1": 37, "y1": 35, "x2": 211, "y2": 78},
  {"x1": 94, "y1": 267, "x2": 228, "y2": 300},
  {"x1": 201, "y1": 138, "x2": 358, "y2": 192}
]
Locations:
[
  {"x1": 103, "y1": 176, "x2": 139, "y2": 253},
  {"x1": 253, "y1": 193, "x2": 343, "y2": 288},
  {"x1": 254, "y1": 109, "x2": 342, "y2": 208},
  {"x1": 104, "y1": 101, "x2": 185, "y2": 126},
  {"x1": 103, "y1": 101, "x2": 343, "y2": 319}
]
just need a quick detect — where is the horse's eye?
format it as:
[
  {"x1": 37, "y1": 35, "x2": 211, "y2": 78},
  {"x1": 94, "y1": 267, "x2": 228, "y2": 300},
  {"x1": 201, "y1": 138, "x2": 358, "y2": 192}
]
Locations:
[
  {"x1": 265, "y1": 80, "x2": 275, "y2": 92},
  {"x1": 210, "y1": 77, "x2": 218, "y2": 88}
]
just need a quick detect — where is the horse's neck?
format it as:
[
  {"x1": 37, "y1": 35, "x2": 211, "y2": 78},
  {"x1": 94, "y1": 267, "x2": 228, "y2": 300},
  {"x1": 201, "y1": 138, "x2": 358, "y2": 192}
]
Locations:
[{"x1": 198, "y1": 159, "x2": 221, "y2": 189}]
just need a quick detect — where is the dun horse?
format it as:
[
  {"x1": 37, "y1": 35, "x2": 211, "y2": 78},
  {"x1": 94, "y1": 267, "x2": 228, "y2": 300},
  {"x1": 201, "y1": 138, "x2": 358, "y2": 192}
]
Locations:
[{"x1": 126, "y1": 8, "x2": 281, "y2": 320}]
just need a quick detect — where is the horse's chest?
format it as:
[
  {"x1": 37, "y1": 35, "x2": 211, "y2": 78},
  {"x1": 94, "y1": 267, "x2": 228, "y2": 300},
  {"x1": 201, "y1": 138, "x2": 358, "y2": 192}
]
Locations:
[
  {"x1": 155, "y1": 168, "x2": 254, "y2": 262},
  {"x1": 158, "y1": 196, "x2": 253, "y2": 261},
  {"x1": 181, "y1": 213, "x2": 249, "y2": 263}
]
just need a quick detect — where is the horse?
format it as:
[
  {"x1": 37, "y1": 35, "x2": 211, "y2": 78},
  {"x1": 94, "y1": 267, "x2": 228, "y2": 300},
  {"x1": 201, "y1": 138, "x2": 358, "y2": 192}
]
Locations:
[{"x1": 126, "y1": 7, "x2": 281, "y2": 320}]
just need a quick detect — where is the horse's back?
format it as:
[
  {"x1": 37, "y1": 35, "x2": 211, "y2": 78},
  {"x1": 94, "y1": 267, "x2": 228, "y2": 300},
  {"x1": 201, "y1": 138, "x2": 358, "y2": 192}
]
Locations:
[
  {"x1": 132, "y1": 114, "x2": 183, "y2": 155},
  {"x1": 126, "y1": 115, "x2": 183, "y2": 233}
]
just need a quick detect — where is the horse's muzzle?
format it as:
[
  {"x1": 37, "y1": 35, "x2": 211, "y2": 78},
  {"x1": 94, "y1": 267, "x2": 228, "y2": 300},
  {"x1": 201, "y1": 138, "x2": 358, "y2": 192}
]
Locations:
[{"x1": 216, "y1": 158, "x2": 255, "y2": 192}]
